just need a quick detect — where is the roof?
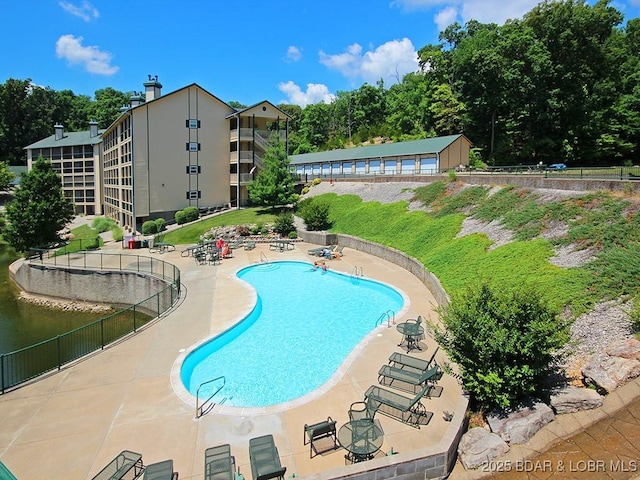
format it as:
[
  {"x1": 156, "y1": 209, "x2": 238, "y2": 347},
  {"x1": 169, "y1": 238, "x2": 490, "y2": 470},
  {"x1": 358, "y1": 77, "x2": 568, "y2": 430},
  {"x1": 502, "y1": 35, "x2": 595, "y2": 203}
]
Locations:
[
  {"x1": 289, "y1": 134, "x2": 470, "y2": 165},
  {"x1": 24, "y1": 130, "x2": 105, "y2": 150},
  {"x1": 226, "y1": 100, "x2": 291, "y2": 120}
]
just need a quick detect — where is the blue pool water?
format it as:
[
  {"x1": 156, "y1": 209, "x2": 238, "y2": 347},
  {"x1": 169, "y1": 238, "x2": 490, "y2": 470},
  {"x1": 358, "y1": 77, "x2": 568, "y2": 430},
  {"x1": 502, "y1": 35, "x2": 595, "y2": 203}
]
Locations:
[{"x1": 181, "y1": 260, "x2": 404, "y2": 408}]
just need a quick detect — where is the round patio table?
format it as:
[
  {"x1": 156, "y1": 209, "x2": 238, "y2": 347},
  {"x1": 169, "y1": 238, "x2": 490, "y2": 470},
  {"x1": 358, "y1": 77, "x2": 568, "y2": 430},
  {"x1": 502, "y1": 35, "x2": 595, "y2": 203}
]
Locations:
[
  {"x1": 337, "y1": 419, "x2": 384, "y2": 463},
  {"x1": 396, "y1": 321, "x2": 424, "y2": 352}
]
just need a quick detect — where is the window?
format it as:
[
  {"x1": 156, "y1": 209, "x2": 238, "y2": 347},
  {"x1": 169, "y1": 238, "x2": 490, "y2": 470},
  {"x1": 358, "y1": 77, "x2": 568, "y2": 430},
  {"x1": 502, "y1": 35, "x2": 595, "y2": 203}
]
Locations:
[
  {"x1": 186, "y1": 190, "x2": 201, "y2": 200},
  {"x1": 186, "y1": 142, "x2": 200, "y2": 151},
  {"x1": 186, "y1": 165, "x2": 201, "y2": 174},
  {"x1": 186, "y1": 119, "x2": 201, "y2": 128}
]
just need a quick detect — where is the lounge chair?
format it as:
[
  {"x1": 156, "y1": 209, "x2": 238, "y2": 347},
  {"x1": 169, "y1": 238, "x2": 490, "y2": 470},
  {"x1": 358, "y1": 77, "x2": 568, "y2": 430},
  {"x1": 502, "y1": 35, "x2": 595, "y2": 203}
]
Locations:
[
  {"x1": 205, "y1": 444, "x2": 236, "y2": 480},
  {"x1": 378, "y1": 364, "x2": 439, "y2": 394},
  {"x1": 0, "y1": 461, "x2": 17, "y2": 480},
  {"x1": 324, "y1": 245, "x2": 344, "y2": 259},
  {"x1": 307, "y1": 245, "x2": 336, "y2": 256},
  {"x1": 364, "y1": 384, "x2": 433, "y2": 428},
  {"x1": 90, "y1": 450, "x2": 144, "y2": 480},
  {"x1": 388, "y1": 346, "x2": 439, "y2": 374},
  {"x1": 249, "y1": 435, "x2": 286, "y2": 480},
  {"x1": 143, "y1": 459, "x2": 178, "y2": 480}
]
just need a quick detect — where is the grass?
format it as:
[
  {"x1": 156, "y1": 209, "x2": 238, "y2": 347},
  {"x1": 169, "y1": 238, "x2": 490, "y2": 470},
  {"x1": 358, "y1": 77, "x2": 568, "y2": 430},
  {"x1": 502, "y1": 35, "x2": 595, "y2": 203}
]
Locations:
[
  {"x1": 58, "y1": 224, "x2": 102, "y2": 254},
  {"x1": 304, "y1": 184, "x2": 640, "y2": 316},
  {"x1": 161, "y1": 208, "x2": 277, "y2": 245}
]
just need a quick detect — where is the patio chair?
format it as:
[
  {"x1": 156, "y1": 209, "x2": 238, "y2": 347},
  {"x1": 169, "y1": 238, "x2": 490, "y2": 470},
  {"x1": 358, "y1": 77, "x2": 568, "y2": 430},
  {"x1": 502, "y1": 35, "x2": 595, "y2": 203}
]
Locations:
[
  {"x1": 324, "y1": 245, "x2": 344, "y2": 259},
  {"x1": 364, "y1": 384, "x2": 433, "y2": 428},
  {"x1": 0, "y1": 461, "x2": 17, "y2": 480},
  {"x1": 143, "y1": 459, "x2": 178, "y2": 480},
  {"x1": 249, "y1": 435, "x2": 287, "y2": 480},
  {"x1": 90, "y1": 450, "x2": 144, "y2": 480},
  {"x1": 348, "y1": 401, "x2": 377, "y2": 421},
  {"x1": 378, "y1": 363, "x2": 439, "y2": 394},
  {"x1": 303, "y1": 416, "x2": 339, "y2": 458},
  {"x1": 204, "y1": 444, "x2": 236, "y2": 480},
  {"x1": 388, "y1": 346, "x2": 439, "y2": 374}
]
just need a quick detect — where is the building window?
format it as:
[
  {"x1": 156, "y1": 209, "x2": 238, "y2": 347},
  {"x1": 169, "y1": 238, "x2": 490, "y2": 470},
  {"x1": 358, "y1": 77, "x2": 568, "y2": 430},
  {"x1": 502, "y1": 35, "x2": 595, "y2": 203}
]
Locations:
[
  {"x1": 186, "y1": 190, "x2": 201, "y2": 200},
  {"x1": 186, "y1": 142, "x2": 200, "y2": 151},
  {"x1": 186, "y1": 119, "x2": 201, "y2": 128},
  {"x1": 186, "y1": 165, "x2": 201, "y2": 174}
]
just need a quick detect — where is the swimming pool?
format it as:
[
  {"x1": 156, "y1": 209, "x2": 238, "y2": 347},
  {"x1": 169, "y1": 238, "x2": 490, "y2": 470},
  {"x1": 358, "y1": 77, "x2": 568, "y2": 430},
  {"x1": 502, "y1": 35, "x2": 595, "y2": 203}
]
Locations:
[{"x1": 180, "y1": 260, "x2": 405, "y2": 408}]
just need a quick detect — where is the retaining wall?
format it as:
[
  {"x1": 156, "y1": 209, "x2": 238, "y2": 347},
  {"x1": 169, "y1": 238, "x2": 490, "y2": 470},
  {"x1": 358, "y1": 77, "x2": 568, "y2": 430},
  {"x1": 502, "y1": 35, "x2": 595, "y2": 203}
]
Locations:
[{"x1": 10, "y1": 261, "x2": 175, "y2": 314}]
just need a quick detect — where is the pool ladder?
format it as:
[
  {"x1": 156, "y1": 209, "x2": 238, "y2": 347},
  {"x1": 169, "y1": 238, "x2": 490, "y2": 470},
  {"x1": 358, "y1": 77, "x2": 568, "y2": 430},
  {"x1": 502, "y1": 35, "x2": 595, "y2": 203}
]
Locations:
[
  {"x1": 260, "y1": 251, "x2": 269, "y2": 263},
  {"x1": 351, "y1": 266, "x2": 364, "y2": 277},
  {"x1": 195, "y1": 375, "x2": 226, "y2": 418},
  {"x1": 375, "y1": 309, "x2": 396, "y2": 328}
]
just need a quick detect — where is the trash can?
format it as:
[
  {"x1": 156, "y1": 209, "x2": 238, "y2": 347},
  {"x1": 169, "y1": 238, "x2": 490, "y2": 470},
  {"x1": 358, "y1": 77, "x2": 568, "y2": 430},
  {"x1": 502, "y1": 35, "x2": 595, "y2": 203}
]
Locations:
[
  {"x1": 128, "y1": 238, "x2": 135, "y2": 250},
  {"x1": 141, "y1": 240, "x2": 148, "y2": 248},
  {"x1": 134, "y1": 240, "x2": 142, "y2": 249}
]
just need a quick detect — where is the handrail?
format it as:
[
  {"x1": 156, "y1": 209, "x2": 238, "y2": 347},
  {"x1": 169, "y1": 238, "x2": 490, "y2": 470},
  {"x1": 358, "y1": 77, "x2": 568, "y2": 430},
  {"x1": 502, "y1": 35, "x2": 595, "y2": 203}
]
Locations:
[
  {"x1": 374, "y1": 309, "x2": 395, "y2": 328},
  {"x1": 260, "y1": 252, "x2": 268, "y2": 263},
  {"x1": 351, "y1": 265, "x2": 363, "y2": 277},
  {"x1": 195, "y1": 375, "x2": 226, "y2": 418}
]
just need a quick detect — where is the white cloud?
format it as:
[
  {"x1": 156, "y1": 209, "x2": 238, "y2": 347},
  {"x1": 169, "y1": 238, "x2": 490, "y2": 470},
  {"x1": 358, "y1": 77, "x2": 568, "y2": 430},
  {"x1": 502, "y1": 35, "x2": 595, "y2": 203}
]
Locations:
[
  {"x1": 435, "y1": 6, "x2": 458, "y2": 32},
  {"x1": 278, "y1": 81, "x2": 335, "y2": 107},
  {"x1": 59, "y1": 1, "x2": 99, "y2": 22},
  {"x1": 55, "y1": 35, "x2": 118, "y2": 75},
  {"x1": 392, "y1": 0, "x2": 544, "y2": 29},
  {"x1": 319, "y1": 38, "x2": 418, "y2": 85},
  {"x1": 285, "y1": 46, "x2": 302, "y2": 62}
]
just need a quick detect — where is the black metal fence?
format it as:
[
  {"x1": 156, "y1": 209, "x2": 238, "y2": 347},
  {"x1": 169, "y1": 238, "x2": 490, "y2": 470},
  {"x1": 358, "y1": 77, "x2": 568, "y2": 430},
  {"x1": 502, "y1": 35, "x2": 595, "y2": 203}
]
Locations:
[{"x1": 1, "y1": 252, "x2": 181, "y2": 393}]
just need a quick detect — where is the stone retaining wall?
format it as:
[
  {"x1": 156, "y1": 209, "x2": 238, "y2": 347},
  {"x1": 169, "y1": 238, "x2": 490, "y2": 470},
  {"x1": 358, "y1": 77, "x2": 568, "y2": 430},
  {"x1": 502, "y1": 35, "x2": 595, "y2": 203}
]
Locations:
[{"x1": 10, "y1": 261, "x2": 175, "y2": 315}]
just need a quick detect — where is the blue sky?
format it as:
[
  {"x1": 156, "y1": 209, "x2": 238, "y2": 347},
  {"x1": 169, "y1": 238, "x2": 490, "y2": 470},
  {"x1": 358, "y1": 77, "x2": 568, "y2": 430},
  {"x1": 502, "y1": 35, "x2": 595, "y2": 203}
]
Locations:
[{"x1": 1, "y1": 0, "x2": 639, "y2": 109}]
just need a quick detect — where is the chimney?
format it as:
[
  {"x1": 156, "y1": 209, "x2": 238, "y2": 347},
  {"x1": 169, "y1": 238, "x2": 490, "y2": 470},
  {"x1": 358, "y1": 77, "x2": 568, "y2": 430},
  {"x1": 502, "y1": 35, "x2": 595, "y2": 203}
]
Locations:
[
  {"x1": 143, "y1": 74, "x2": 162, "y2": 102},
  {"x1": 89, "y1": 120, "x2": 99, "y2": 138},
  {"x1": 54, "y1": 123, "x2": 64, "y2": 140},
  {"x1": 129, "y1": 91, "x2": 145, "y2": 107}
]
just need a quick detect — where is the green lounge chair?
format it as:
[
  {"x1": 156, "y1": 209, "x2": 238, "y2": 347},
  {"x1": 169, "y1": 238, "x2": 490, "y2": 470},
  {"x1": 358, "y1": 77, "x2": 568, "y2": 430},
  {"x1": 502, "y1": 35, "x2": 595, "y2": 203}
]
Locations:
[
  {"x1": 364, "y1": 384, "x2": 433, "y2": 428},
  {"x1": 143, "y1": 459, "x2": 178, "y2": 480},
  {"x1": 0, "y1": 461, "x2": 17, "y2": 480},
  {"x1": 307, "y1": 245, "x2": 336, "y2": 256},
  {"x1": 90, "y1": 450, "x2": 144, "y2": 480},
  {"x1": 378, "y1": 364, "x2": 439, "y2": 394},
  {"x1": 388, "y1": 346, "x2": 439, "y2": 374},
  {"x1": 205, "y1": 444, "x2": 236, "y2": 480},
  {"x1": 249, "y1": 435, "x2": 286, "y2": 480}
]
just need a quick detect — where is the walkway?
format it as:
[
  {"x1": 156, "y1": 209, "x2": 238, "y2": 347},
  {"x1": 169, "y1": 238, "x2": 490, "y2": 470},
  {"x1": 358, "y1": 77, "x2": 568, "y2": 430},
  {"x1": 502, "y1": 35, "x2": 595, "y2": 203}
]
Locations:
[{"x1": 0, "y1": 241, "x2": 465, "y2": 479}]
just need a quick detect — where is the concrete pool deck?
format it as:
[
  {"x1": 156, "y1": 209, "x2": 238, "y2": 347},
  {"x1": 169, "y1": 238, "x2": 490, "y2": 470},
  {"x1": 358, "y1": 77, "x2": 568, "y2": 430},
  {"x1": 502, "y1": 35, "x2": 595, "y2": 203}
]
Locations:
[{"x1": 0, "y1": 241, "x2": 465, "y2": 479}]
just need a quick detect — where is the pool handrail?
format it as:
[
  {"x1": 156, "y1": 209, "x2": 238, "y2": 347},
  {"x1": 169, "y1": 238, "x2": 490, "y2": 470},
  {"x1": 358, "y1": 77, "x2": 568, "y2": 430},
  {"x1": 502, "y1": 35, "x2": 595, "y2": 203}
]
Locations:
[
  {"x1": 196, "y1": 375, "x2": 226, "y2": 418},
  {"x1": 375, "y1": 309, "x2": 395, "y2": 328}
]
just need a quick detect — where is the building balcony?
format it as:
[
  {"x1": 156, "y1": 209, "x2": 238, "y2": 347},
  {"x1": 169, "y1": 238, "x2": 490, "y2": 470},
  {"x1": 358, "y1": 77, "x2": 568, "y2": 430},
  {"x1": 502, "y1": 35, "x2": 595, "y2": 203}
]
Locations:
[{"x1": 229, "y1": 173, "x2": 254, "y2": 185}]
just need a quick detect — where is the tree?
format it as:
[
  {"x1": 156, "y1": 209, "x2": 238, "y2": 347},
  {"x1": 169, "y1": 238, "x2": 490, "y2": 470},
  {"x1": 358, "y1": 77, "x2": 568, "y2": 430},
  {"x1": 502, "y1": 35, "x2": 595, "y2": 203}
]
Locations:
[
  {"x1": 89, "y1": 87, "x2": 131, "y2": 128},
  {"x1": 430, "y1": 283, "x2": 568, "y2": 410},
  {"x1": 0, "y1": 161, "x2": 16, "y2": 191},
  {"x1": 247, "y1": 138, "x2": 297, "y2": 209},
  {"x1": 3, "y1": 156, "x2": 75, "y2": 253}
]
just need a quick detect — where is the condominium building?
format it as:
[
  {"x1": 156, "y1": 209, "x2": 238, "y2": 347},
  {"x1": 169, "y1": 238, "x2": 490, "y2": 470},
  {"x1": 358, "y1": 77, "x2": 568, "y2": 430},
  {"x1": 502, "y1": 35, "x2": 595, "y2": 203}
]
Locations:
[
  {"x1": 25, "y1": 77, "x2": 290, "y2": 232},
  {"x1": 24, "y1": 121, "x2": 103, "y2": 216}
]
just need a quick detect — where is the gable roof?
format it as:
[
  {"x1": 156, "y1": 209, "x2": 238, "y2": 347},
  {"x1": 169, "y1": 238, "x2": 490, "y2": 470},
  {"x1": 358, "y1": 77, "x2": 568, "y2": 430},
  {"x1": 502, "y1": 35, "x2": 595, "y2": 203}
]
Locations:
[
  {"x1": 24, "y1": 130, "x2": 105, "y2": 150},
  {"x1": 288, "y1": 134, "x2": 470, "y2": 165},
  {"x1": 226, "y1": 100, "x2": 291, "y2": 119}
]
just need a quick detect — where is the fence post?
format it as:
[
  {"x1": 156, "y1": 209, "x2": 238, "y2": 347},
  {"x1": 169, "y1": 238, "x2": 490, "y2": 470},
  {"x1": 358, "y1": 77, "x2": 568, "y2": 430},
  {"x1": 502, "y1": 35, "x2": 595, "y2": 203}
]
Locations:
[
  {"x1": 57, "y1": 335, "x2": 62, "y2": 370},
  {"x1": 101, "y1": 318, "x2": 105, "y2": 349},
  {"x1": 157, "y1": 293, "x2": 160, "y2": 317},
  {"x1": 133, "y1": 305, "x2": 137, "y2": 332},
  {"x1": 1, "y1": 354, "x2": 4, "y2": 394}
]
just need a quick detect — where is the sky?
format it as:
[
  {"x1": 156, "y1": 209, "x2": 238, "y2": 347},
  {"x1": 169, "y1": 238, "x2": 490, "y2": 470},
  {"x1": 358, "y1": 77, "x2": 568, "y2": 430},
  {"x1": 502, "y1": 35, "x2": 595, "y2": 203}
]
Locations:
[{"x1": 1, "y1": 0, "x2": 640, "y2": 110}]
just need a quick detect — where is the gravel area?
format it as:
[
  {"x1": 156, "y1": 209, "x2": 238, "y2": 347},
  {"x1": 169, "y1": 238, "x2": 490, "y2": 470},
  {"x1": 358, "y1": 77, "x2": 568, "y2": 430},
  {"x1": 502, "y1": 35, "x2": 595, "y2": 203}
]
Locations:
[{"x1": 301, "y1": 180, "x2": 636, "y2": 377}]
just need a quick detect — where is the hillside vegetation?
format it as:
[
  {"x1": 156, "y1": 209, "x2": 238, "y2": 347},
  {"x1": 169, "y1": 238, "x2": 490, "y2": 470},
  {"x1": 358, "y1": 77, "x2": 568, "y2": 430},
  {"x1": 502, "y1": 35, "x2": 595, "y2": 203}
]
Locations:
[{"x1": 302, "y1": 181, "x2": 640, "y2": 316}]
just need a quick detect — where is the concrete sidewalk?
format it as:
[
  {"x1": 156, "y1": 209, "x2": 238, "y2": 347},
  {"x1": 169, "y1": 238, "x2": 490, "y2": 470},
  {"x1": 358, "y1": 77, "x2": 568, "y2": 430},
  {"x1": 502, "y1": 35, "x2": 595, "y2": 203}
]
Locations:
[{"x1": 0, "y1": 241, "x2": 465, "y2": 479}]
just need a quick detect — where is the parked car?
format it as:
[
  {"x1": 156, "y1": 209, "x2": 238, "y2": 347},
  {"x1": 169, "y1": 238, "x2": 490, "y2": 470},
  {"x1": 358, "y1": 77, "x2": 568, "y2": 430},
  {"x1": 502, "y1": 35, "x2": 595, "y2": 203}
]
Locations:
[{"x1": 546, "y1": 163, "x2": 567, "y2": 170}]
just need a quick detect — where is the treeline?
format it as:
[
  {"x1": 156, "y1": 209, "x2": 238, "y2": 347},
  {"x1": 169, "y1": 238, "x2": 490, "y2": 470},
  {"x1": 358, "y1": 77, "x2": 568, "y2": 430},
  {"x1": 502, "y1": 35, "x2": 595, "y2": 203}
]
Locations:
[{"x1": 1, "y1": 0, "x2": 638, "y2": 166}]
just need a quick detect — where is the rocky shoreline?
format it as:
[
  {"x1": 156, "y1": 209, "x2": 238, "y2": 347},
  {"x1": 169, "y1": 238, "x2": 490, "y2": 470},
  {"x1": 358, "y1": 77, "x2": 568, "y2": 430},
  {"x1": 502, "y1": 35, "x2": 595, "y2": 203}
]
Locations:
[{"x1": 18, "y1": 292, "x2": 114, "y2": 314}]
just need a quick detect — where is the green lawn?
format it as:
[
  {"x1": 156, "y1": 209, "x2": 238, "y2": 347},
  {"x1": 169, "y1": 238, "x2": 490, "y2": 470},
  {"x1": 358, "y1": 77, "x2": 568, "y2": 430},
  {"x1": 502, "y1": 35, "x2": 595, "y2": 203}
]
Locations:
[{"x1": 160, "y1": 208, "x2": 277, "y2": 245}]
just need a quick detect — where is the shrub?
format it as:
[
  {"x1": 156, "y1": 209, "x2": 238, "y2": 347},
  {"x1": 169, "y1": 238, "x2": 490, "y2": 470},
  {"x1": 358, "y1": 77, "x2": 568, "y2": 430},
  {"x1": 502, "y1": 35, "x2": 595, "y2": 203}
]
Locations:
[
  {"x1": 288, "y1": 231, "x2": 298, "y2": 239},
  {"x1": 628, "y1": 296, "x2": 640, "y2": 332},
  {"x1": 154, "y1": 218, "x2": 166, "y2": 232},
  {"x1": 430, "y1": 283, "x2": 568, "y2": 410},
  {"x1": 236, "y1": 225, "x2": 251, "y2": 236},
  {"x1": 91, "y1": 217, "x2": 115, "y2": 233},
  {"x1": 250, "y1": 223, "x2": 263, "y2": 235},
  {"x1": 184, "y1": 206, "x2": 199, "y2": 223},
  {"x1": 274, "y1": 212, "x2": 295, "y2": 236},
  {"x1": 447, "y1": 170, "x2": 457, "y2": 182},
  {"x1": 312, "y1": 178, "x2": 322, "y2": 186},
  {"x1": 301, "y1": 186, "x2": 310, "y2": 195},
  {"x1": 301, "y1": 201, "x2": 331, "y2": 231},
  {"x1": 111, "y1": 227, "x2": 124, "y2": 242},
  {"x1": 142, "y1": 221, "x2": 158, "y2": 235},
  {"x1": 175, "y1": 210, "x2": 187, "y2": 225}
]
